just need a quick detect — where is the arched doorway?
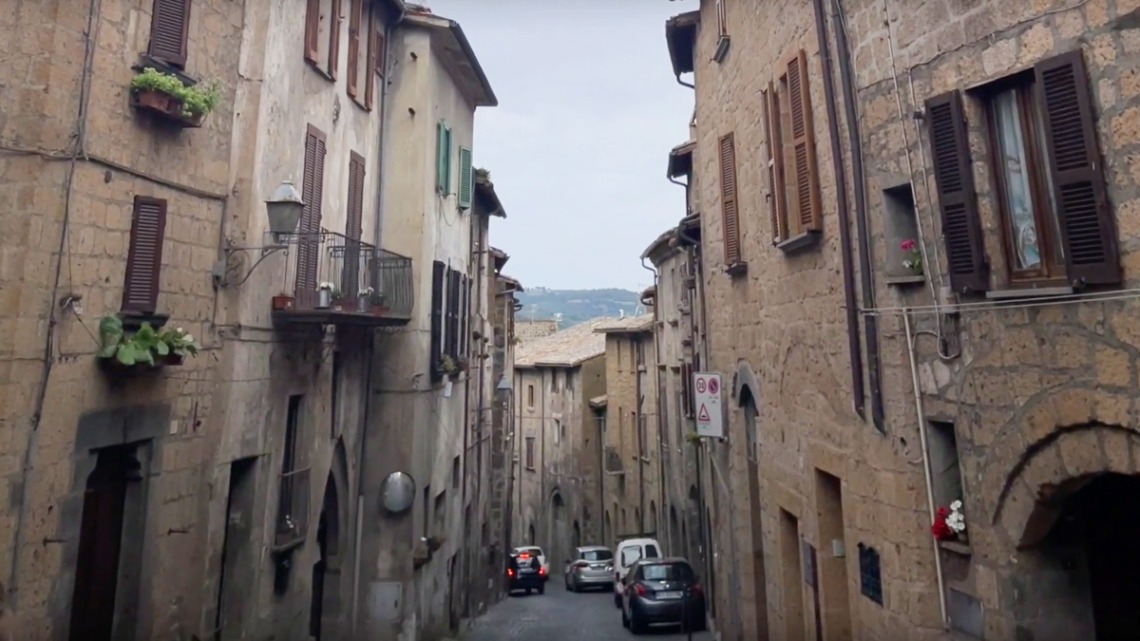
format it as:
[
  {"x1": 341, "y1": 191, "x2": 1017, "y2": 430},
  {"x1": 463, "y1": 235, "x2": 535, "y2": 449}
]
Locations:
[
  {"x1": 669, "y1": 505, "x2": 680, "y2": 556},
  {"x1": 572, "y1": 520, "x2": 581, "y2": 550},
  {"x1": 604, "y1": 511, "x2": 612, "y2": 545},
  {"x1": 549, "y1": 492, "x2": 567, "y2": 571},
  {"x1": 687, "y1": 485, "x2": 702, "y2": 570},
  {"x1": 310, "y1": 473, "x2": 342, "y2": 641},
  {"x1": 528, "y1": 522, "x2": 535, "y2": 545},
  {"x1": 634, "y1": 508, "x2": 641, "y2": 533},
  {"x1": 739, "y1": 385, "x2": 768, "y2": 632},
  {"x1": 649, "y1": 502, "x2": 658, "y2": 537}
]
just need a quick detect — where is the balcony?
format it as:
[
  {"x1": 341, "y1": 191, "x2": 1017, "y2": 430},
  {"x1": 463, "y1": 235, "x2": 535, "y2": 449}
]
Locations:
[{"x1": 271, "y1": 230, "x2": 414, "y2": 327}]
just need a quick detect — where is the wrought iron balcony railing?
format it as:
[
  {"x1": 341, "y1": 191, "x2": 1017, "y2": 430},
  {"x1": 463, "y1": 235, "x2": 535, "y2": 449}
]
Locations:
[
  {"x1": 271, "y1": 230, "x2": 414, "y2": 326},
  {"x1": 274, "y1": 466, "x2": 310, "y2": 551}
]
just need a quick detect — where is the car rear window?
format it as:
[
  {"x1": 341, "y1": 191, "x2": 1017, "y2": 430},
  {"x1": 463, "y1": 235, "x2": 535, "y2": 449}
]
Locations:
[
  {"x1": 645, "y1": 544, "x2": 661, "y2": 558},
  {"x1": 642, "y1": 563, "x2": 693, "y2": 581},
  {"x1": 519, "y1": 547, "x2": 543, "y2": 556},
  {"x1": 581, "y1": 549, "x2": 613, "y2": 561}
]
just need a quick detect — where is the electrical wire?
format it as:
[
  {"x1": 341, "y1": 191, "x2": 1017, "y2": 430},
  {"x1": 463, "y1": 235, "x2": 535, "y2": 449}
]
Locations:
[{"x1": 861, "y1": 287, "x2": 1140, "y2": 316}]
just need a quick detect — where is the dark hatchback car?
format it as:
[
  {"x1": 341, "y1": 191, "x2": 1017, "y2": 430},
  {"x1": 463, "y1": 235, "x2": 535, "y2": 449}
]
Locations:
[
  {"x1": 507, "y1": 552, "x2": 546, "y2": 595},
  {"x1": 620, "y1": 557, "x2": 706, "y2": 634}
]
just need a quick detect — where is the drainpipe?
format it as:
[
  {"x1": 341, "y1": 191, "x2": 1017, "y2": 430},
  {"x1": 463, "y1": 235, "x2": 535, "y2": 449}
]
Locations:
[
  {"x1": 903, "y1": 311, "x2": 949, "y2": 626},
  {"x1": 831, "y1": 0, "x2": 885, "y2": 430},
  {"x1": 811, "y1": 0, "x2": 867, "y2": 424},
  {"x1": 354, "y1": 6, "x2": 404, "y2": 634}
]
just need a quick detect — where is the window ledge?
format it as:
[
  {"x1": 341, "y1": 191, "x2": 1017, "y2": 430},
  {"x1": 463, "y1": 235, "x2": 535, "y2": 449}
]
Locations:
[
  {"x1": 984, "y1": 285, "x2": 1073, "y2": 300},
  {"x1": 776, "y1": 230, "x2": 821, "y2": 254},
  {"x1": 938, "y1": 540, "x2": 972, "y2": 556},
  {"x1": 306, "y1": 60, "x2": 335, "y2": 82},
  {"x1": 725, "y1": 261, "x2": 747, "y2": 277},
  {"x1": 119, "y1": 311, "x2": 170, "y2": 332},
  {"x1": 886, "y1": 274, "x2": 926, "y2": 286},
  {"x1": 713, "y1": 35, "x2": 731, "y2": 63},
  {"x1": 132, "y1": 55, "x2": 197, "y2": 86}
]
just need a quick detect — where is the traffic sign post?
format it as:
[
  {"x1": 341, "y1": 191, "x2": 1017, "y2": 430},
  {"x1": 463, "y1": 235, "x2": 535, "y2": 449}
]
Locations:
[{"x1": 692, "y1": 372, "x2": 723, "y2": 438}]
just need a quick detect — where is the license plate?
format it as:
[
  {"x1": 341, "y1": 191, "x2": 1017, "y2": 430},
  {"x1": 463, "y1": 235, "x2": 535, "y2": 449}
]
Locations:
[
  {"x1": 590, "y1": 563, "x2": 604, "y2": 569},
  {"x1": 658, "y1": 591, "x2": 682, "y2": 599}
]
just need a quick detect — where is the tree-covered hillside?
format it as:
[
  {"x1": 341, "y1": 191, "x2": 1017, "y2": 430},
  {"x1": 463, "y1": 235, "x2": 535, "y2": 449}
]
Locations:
[{"x1": 516, "y1": 287, "x2": 643, "y2": 327}]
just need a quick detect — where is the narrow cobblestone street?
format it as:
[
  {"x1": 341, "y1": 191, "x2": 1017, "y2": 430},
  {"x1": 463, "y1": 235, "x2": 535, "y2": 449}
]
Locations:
[{"x1": 462, "y1": 578, "x2": 714, "y2": 641}]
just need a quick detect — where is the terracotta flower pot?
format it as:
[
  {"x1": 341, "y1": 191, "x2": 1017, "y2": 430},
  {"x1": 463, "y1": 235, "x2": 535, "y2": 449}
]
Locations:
[
  {"x1": 131, "y1": 89, "x2": 206, "y2": 128},
  {"x1": 272, "y1": 294, "x2": 295, "y2": 311}
]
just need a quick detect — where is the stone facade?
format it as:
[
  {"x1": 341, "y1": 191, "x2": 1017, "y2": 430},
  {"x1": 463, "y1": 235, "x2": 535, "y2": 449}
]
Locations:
[
  {"x1": 662, "y1": 0, "x2": 1140, "y2": 639},
  {"x1": 512, "y1": 319, "x2": 608, "y2": 573},
  {"x1": 596, "y1": 315, "x2": 662, "y2": 544},
  {"x1": 0, "y1": 1, "x2": 242, "y2": 638},
  {"x1": 515, "y1": 319, "x2": 559, "y2": 343}
]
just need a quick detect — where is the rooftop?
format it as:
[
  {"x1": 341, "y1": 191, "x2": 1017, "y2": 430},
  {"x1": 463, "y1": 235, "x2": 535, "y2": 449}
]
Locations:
[
  {"x1": 665, "y1": 11, "x2": 699, "y2": 77},
  {"x1": 402, "y1": 9, "x2": 497, "y2": 107},
  {"x1": 594, "y1": 314, "x2": 654, "y2": 334},
  {"x1": 515, "y1": 317, "x2": 612, "y2": 368},
  {"x1": 475, "y1": 169, "x2": 507, "y2": 218}
]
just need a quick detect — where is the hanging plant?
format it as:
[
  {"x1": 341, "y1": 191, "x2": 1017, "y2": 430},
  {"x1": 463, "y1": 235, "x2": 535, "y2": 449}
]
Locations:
[
  {"x1": 130, "y1": 67, "x2": 220, "y2": 127},
  {"x1": 97, "y1": 316, "x2": 200, "y2": 369}
]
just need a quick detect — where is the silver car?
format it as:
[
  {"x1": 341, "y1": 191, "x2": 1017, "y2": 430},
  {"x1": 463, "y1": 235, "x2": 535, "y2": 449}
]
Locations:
[{"x1": 564, "y1": 545, "x2": 615, "y2": 592}]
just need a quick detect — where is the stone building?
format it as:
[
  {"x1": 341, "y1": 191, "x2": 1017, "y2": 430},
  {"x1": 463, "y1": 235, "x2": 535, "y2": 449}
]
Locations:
[
  {"x1": 662, "y1": 0, "x2": 1140, "y2": 639},
  {"x1": 515, "y1": 318, "x2": 560, "y2": 343},
  {"x1": 513, "y1": 318, "x2": 608, "y2": 573},
  {"x1": 595, "y1": 315, "x2": 662, "y2": 544},
  {"x1": 0, "y1": 1, "x2": 244, "y2": 638}
]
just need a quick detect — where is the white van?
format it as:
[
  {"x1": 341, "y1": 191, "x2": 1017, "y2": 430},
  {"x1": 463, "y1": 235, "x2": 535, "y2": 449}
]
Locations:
[{"x1": 613, "y1": 537, "x2": 663, "y2": 607}]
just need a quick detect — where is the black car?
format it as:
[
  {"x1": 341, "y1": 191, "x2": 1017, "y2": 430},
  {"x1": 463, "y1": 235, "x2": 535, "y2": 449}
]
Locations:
[
  {"x1": 507, "y1": 552, "x2": 546, "y2": 595},
  {"x1": 620, "y1": 557, "x2": 706, "y2": 634}
]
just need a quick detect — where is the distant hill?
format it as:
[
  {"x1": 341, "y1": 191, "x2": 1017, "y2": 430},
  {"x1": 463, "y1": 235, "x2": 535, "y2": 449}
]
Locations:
[{"x1": 516, "y1": 287, "x2": 643, "y2": 328}]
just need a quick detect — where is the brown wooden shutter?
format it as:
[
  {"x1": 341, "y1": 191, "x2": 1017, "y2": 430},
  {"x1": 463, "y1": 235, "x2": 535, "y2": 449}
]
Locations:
[
  {"x1": 122, "y1": 196, "x2": 168, "y2": 313},
  {"x1": 459, "y1": 275, "x2": 470, "y2": 356},
  {"x1": 445, "y1": 269, "x2": 459, "y2": 359},
  {"x1": 347, "y1": 0, "x2": 362, "y2": 98},
  {"x1": 764, "y1": 82, "x2": 788, "y2": 244},
  {"x1": 718, "y1": 133, "x2": 741, "y2": 265},
  {"x1": 365, "y1": 7, "x2": 382, "y2": 109},
  {"x1": 347, "y1": 151, "x2": 365, "y2": 241},
  {"x1": 296, "y1": 125, "x2": 327, "y2": 303},
  {"x1": 1034, "y1": 50, "x2": 1121, "y2": 285},
  {"x1": 431, "y1": 261, "x2": 446, "y2": 374},
  {"x1": 328, "y1": 0, "x2": 342, "y2": 79},
  {"x1": 926, "y1": 90, "x2": 989, "y2": 293},
  {"x1": 148, "y1": 0, "x2": 192, "y2": 69},
  {"x1": 305, "y1": 0, "x2": 320, "y2": 63},
  {"x1": 787, "y1": 50, "x2": 821, "y2": 232}
]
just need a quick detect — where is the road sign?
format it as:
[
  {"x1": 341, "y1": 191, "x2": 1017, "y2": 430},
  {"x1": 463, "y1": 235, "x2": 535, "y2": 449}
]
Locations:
[{"x1": 692, "y1": 372, "x2": 723, "y2": 438}]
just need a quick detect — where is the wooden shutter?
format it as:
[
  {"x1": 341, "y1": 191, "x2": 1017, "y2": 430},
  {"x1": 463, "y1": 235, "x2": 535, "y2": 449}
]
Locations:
[
  {"x1": 445, "y1": 268, "x2": 460, "y2": 358},
  {"x1": 680, "y1": 362, "x2": 693, "y2": 418},
  {"x1": 148, "y1": 0, "x2": 191, "y2": 69},
  {"x1": 718, "y1": 133, "x2": 741, "y2": 265},
  {"x1": 365, "y1": 7, "x2": 384, "y2": 109},
  {"x1": 764, "y1": 82, "x2": 788, "y2": 243},
  {"x1": 431, "y1": 261, "x2": 446, "y2": 369},
  {"x1": 305, "y1": 0, "x2": 320, "y2": 62},
  {"x1": 1034, "y1": 51, "x2": 1120, "y2": 285},
  {"x1": 787, "y1": 51, "x2": 821, "y2": 232},
  {"x1": 926, "y1": 90, "x2": 989, "y2": 293},
  {"x1": 328, "y1": 0, "x2": 342, "y2": 79},
  {"x1": 347, "y1": 0, "x2": 362, "y2": 98},
  {"x1": 458, "y1": 147, "x2": 474, "y2": 209},
  {"x1": 296, "y1": 125, "x2": 327, "y2": 303},
  {"x1": 347, "y1": 151, "x2": 365, "y2": 241},
  {"x1": 436, "y1": 122, "x2": 448, "y2": 194},
  {"x1": 122, "y1": 197, "x2": 168, "y2": 313},
  {"x1": 459, "y1": 275, "x2": 470, "y2": 355}
]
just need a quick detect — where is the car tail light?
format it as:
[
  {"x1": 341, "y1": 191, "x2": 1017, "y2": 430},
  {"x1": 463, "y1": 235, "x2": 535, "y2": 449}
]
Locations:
[
  {"x1": 538, "y1": 566, "x2": 546, "y2": 576},
  {"x1": 691, "y1": 583, "x2": 703, "y2": 598},
  {"x1": 633, "y1": 583, "x2": 649, "y2": 597},
  {"x1": 507, "y1": 568, "x2": 515, "y2": 578}
]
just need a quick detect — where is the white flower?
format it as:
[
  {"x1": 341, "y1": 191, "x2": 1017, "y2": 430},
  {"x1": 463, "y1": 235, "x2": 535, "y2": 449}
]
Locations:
[
  {"x1": 177, "y1": 326, "x2": 184, "y2": 333},
  {"x1": 318, "y1": 282, "x2": 336, "y2": 291},
  {"x1": 950, "y1": 500, "x2": 962, "y2": 511},
  {"x1": 183, "y1": 335, "x2": 194, "y2": 343}
]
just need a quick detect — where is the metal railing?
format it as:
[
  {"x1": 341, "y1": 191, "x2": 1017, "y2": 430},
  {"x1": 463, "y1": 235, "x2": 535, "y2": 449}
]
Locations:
[
  {"x1": 276, "y1": 230, "x2": 414, "y2": 319},
  {"x1": 275, "y1": 466, "x2": 310, "y2": 550}
]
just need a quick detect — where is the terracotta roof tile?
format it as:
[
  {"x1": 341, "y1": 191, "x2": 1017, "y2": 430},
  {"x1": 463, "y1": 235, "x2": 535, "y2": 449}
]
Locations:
[{"x1": 515, "y1": 317, "x2": 612, "y2": 368}]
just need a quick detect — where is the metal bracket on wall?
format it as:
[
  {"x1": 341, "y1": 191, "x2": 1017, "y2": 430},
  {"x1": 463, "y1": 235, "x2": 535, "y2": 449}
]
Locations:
[{"x1": 214, "y1": 234, "x2": 288, "y2": 288}]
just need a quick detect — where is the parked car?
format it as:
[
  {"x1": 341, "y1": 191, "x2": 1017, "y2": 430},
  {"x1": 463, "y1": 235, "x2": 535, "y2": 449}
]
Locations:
[
  {"x1": 620, "y1": 557, "x2": 706, "y2": 634},
  {"x1": 512, "y1": 546, "x2": 549, "y2": 581},
  {"x1": 612, "y1": 537, "x2": 663, "y2": 607},
  {"x1": 564, "y1": 545, "x2": 614, "y2": 592},
  {"x1": 507, "y1": 550, "x2": 546, "y2": 595}
]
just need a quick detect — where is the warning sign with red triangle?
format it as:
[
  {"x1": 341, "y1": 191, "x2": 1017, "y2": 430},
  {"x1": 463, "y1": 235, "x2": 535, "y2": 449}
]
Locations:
[{"x1": 697, "y1": 403, "x2": 711, "y2": 422}]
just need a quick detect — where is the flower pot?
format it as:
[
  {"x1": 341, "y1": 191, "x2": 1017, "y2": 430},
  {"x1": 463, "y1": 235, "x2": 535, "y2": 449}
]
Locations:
[
  {"x1": 272, "y1": 295, "x2": 295, "y2": 311},
  {"x1": 131, "y1": 89, "x2": 205, "y2": 128},
  {"x1": 165, "y1": 353, "x2": 185, "y2": 366},
  {"x1": 317, "y1": 289, "x2": 332, "y2": 309},
  {"x1": 357, "y1": 294, "x2": 371, "y2": 313},
  {"x1": 370, "y1": 305, "x2": 389, "y2": 316},
  {"x1": 331, "y1": 297, "x2": 351, "y2": 311}
]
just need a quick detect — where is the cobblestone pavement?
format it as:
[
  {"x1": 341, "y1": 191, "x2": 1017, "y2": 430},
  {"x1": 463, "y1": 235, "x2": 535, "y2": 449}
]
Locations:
[{"x1": 462, "y1": 577, "x2": 714, "y2": 641}]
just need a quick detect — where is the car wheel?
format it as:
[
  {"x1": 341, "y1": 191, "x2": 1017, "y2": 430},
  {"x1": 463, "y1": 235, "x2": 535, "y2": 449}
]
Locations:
[
  {"x1": 629, "y1": 607, "x2": 646, "y2": 635},
  {"x1": 538, "y1": 584, "x2": 545, "y2": 595},
  {"x1": 525, "y1": 588, "x2": 531, "y2": 595}
]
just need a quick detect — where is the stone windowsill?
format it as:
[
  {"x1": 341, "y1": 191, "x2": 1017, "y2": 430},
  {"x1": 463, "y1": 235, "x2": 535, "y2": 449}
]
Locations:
[
  {"x1": 725, "y1": 261, "x2": 747, "y2": 277},
  {"x1": 776, "y1": 230, "x2": 820, "y2": 254},
  {"x1": 939, "y1": 540, "x2": 972, "y2": 556},
  {"x1": 886, "y1": 274, "x2": 926, "y2": 286},
  {"x1": 984, "y1": 285, "x2": 1074, "y2": 300}
]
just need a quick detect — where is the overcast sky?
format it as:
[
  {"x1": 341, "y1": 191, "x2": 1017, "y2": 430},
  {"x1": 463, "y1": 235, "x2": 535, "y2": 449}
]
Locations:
[{"x1": 423, "y1": 0, "x2": 695, "y2": 292}]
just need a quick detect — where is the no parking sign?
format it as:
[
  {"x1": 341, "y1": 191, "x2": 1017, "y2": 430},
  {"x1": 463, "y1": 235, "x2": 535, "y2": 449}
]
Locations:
[{"x1": 692, "y1": 372, "x2": 724, "y2": 438}]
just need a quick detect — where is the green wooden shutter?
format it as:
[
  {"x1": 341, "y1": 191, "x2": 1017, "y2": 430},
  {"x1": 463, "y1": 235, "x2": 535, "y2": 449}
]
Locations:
[
  {"x1": 458, "y1": 147, "x2": 473, "y2": 209},
  {"x1": 444, "y1": 126, "x2": 453, "y2": 194},
  {"x1": 436, "y1": 122, "x2": 447, "y2": 194}
]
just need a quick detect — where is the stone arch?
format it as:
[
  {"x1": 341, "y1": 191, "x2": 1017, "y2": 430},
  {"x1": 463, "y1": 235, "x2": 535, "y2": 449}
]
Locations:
[
  {"x1": 669, "y1": 505, "x2": 680, "y2": 554},
  {"x1": 732, "y1": 359, "x2": 761, "y2": 404},
  {"x1": 312, "y1": 440, "x2": 350, "y2": 640},
  {"x1": 982, "y1": 386, "x2": 1140, "y2": 548},
  {"x1": 604, "y1": 510, "x2": 612, "y2": 545},
  {"x1": 549, "y1": 490, "x2": 567, "y2": 570},
  {"x1": 649, "y1": 501, "x2": 658, "y2": 536}
]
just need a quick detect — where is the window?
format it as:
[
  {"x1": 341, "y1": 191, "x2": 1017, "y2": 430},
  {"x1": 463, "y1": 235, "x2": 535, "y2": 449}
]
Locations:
[
  {"x1": 718, "y1": 133, "x2": 741, "y2": 266},
  {"x1": 764, "y1": 50, "x2": 821, "y2": 249},
  {"x1": 527, "y1": 384, "x2": 535, "y2": 408},
  {"x1": 148, "y1": 0, "x2": 192, "y2": 69},
  {"x1": 643, "y1": 562, "x2": 692, "y2": 581},
  {"x1": 296, "y1": 125, "x2": 327, "y2": 303},
  {"x1": 621, "y1": 547, "x2": 642, "y2": 567},
  {"x1": 680, "y1": 363, "x2": 694, "y2": 418},
  {"x1": 881, "y1": 183, "x2": 923, "y2": 282},
  {"x1": 122, "y1": 196, "x2": 168, "y2": 313},
  {"x1": 550, "y1": 371, "x2": 557, "y2": 393},
  {"x1": 305, "y1": 0, "x2": 341, "y2": 79},
  {"x1": 566, "y1": 372, "x2": 574, "y2": 394},
  {"x1": 712, "y1": 0, "x2": 730, "y2": 62},
  {"x1": 365, "y1": 5, "x2": 386, "y2": 109},
  {"x1": 344, "y1": 151, "x2": 366, "y2": 296},
  {"x1": 436, "y1": 122, "x2": 453, "y2": 195},
  {"x1": 581, "y1": 549, "x2": 613, "y2": 561},
  {"x1": 559, "y1": 420, "x2": 566, "y2": 443},
  {"x1": 645, "y1": 543, "x2": 660, "y2": 558},
  {"x1": 276, "y1": 395, "x2": 310, "y2": 549},
  {"x1": 554, "y1": 419, "x2": 561, "y2": 444},
  {"x1": 346, "y1": 0, "x2": 373, "y2": 105},
  {"x1": 525, "y1": 436, "x2": 535, "y2": 470},
  {"x1": 928, "y1": 421, "x2": 964, "y2": 511},
  {"x1": 458, "y1": 147, "x2": 474, "y2": 209},
  {"x1": 430, "y1": 261, "x2": 446, "y2": 378},
  {"x1": 638, "y1": 413, "x2": 648, "y2": 458},
  {"x1": 451, "y1": 455, "x2": 460, "y2": 489},
  {"x1": 928, "y1": 51, "x2": 1119, "y2": 292}
]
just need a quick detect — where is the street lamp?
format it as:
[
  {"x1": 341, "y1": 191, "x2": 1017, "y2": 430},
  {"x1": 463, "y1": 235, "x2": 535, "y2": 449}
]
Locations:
[{"x1": 217, "y1": 179, "x2": 305, "y2": 287}]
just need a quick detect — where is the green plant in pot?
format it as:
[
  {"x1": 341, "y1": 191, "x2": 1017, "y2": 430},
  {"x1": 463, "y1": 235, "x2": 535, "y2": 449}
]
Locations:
[
  {"x1": 98, "y1": 315, "x2": 200, "y2": 368},
  {"x1": 130, "y1": 67, "x2": 220, "y2": 125}
]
